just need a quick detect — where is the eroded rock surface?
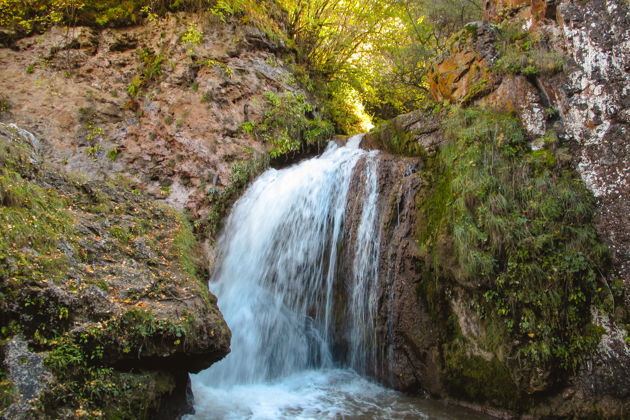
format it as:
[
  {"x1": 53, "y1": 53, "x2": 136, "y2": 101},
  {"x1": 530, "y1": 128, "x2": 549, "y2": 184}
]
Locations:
[{"x1": 0, "y1": 14, "x2": 308, "y2": 220}]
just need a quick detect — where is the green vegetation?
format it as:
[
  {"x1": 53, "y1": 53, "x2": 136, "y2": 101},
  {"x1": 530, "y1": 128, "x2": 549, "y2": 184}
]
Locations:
[
  {"x1": 250, "y1": 91, "x2": 334, "y2": 159},
  {"x1": 181, "y1": 21, "x2": 203, "y2": 55},
  {"x1": 493, "y1": 21, "x2": 565, "y2": 76},
  {"x1": 41, "y1": 325, "x2": 178, "y2": 419},
  {"x1": 445, "y1": 344, "x2": 522, "y2": 409},
  {"x1": 106, "y1": 147, "x2": 119, "y2": 161},
  {"x1": 417, "y1": 107, "x2": 609, "y2": 407},
  {"x1": 127, "y1": 47, "x2": 164, "y2": 97}
]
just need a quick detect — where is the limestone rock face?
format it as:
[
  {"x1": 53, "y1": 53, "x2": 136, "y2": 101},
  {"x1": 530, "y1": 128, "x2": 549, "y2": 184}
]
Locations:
[
  {"x1": 549, "y1": 0, "x2": 630, "y2": 299},
  {"x1": 477, "y1": 75, "x2": 547, "y2": 137},
  {"x1": 1, "y1": 337, "x2": 53, "y2": 420}
]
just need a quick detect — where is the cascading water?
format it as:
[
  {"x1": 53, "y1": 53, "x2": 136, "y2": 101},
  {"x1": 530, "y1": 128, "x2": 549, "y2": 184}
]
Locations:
[{"x1": 187, "y1": 137, "x2": 490, "y2": 420}]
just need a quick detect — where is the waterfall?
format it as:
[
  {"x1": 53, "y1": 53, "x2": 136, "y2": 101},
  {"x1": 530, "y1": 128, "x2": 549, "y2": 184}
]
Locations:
[
  {"x1": 194, "y1": 135, "x2": 381, "y2": 388},
  {"x1": 188, "y1": 137, "x2": 488, "y2": 419}
]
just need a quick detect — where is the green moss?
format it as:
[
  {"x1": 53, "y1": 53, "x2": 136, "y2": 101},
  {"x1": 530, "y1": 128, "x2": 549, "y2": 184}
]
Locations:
[
  {"x1": 0, "y1": 143, "x2": 75, "y2": 293},
  {"x1": 444, "y1": 342, "x2": 523, "y2": 409},
  {"x1": 387, "y1": 130, "x2": 418, "y2": 156},
  {"x1": 416, "y1": 107, "x2": 609, "y2": 401}
]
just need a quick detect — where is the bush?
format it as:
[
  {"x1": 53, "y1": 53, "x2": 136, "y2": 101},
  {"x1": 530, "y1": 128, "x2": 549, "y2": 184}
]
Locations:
[{"x1": 253, "y1": 90, "x2": 334, "y2": 158}]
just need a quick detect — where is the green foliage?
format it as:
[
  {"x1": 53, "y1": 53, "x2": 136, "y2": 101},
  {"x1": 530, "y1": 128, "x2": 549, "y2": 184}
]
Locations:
[
  {"x1": 106, "y1": 147, "x2": 119, "y2": 161},
  {"x1": 239, "y1": 120, "x2": 255, "y2": 135},
  {"x1": 279, "y1": 0, "x2": 482, "y2": 122},
  {"x1": 0, "y1": 1, "x2": 221, "y2": 37},
  {"x1": 210, "y1": 0, "x2": 244, "y2": 22},
  {"x1": 127, "y1": 47, "x2": 164, "y2": 97},
  {"x1": 43, "y1": 334, "x2": 176, "y2": 419},
  {"x1": 181, "y1": 21, "x2": 203, "y2": 55},
  {"x1": 86, "y1": 144, "x2": 102, "y2": 159},
  {"x1": 254, "y1": 90, "x2": 334, "y2": 158},
  {"x1": 0, "y1": 0, "x2": 83, "y2": 35},
  {"x1": 417, "y1": 107, "x2": 609, "y2": 400},
  {"x1": 493, "y1": 21, "x2": 565, "y2": 76}
]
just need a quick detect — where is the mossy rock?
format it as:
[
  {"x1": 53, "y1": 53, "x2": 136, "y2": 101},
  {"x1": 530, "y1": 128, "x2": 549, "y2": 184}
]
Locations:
[
  {"x1": 414, "y1": 107, "x2": 611, "y2": 408},
  {"x1": 0, "y1": 124, "x2": 230, "y2": 418},
  {"x1": 363, "y1": 107, "x2": 447, "y2": 157}
]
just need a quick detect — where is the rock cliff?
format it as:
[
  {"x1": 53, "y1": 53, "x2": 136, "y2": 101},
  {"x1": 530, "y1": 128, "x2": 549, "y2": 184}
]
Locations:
[
  {"x1": 0, "y1": 13, "x2": 311, "y2": 222},
  {"x1": 363, "y1": 0, "x2": 629, "y2": 417}
]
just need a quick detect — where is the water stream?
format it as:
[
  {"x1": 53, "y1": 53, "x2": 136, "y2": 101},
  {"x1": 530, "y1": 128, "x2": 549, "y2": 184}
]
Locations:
[{"x1": 187, "y1": 137, "x2": 490, "y2": 419}]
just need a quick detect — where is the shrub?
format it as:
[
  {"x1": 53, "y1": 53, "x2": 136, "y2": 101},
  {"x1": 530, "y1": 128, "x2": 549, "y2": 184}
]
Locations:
[{"x1": 254, "y1": 91, "x2": 334, "y2": 158}]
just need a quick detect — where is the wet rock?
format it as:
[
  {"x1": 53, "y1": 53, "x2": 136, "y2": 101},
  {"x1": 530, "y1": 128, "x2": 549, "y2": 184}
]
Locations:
[
  {"x1": 363, "y1": 108, "x2": 447, "y2": 157},
  {"x1": 1, "y1": 337, "x2": 52, "y2": 420}
]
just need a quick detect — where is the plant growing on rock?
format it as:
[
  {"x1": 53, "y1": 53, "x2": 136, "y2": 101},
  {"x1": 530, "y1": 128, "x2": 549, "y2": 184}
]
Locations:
[
  {"x1": 493, "y1": 21, "x2": 565, "y2": 76},
  {"x1": 255, "y1": 90, "x2": 334, "y2": 159},
  {"x1": 127, "y1": 47, "x2": 164, "y2": 97},
  {"x1": 416, "y1": 107, "x2": 609, "y2": 409},
  {"x1": 181, "y1": 21, "x2": 203, "y2": 56}
]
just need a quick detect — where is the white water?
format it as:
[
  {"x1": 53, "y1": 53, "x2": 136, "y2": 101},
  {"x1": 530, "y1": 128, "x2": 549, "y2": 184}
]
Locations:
[{"x1": 188, "y1": 137, "x2": 489, "y2": 419}]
